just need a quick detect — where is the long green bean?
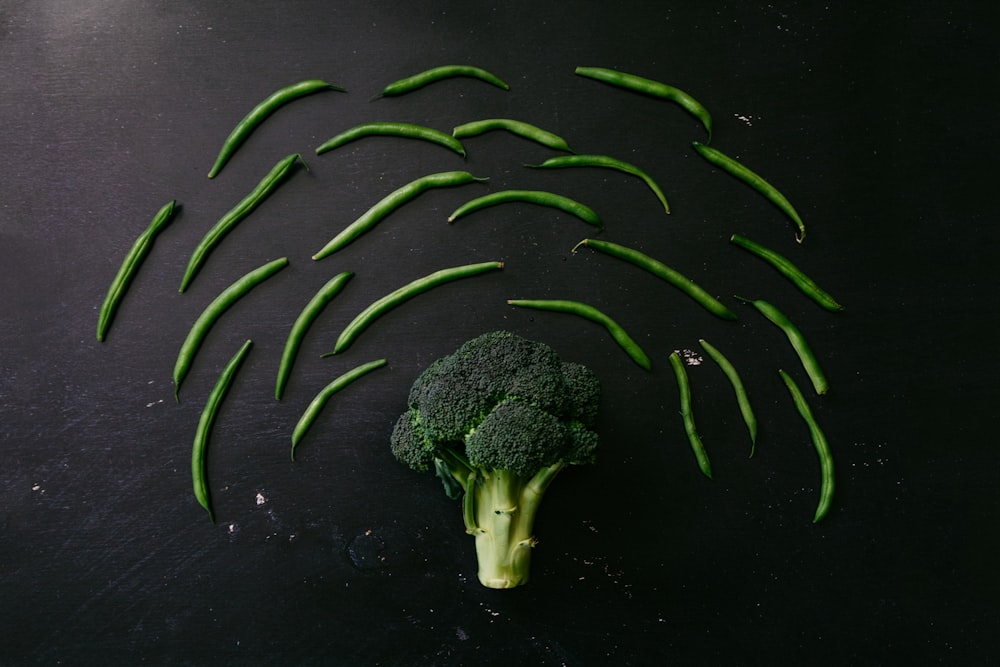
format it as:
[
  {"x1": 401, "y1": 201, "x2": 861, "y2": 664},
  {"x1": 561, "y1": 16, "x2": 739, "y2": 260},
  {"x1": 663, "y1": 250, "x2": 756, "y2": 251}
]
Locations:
[
  {"x1": 316, "y1": 122, "x2": 466, "y2": 157},
  {"x1": 275, "y1": 272, "x2": 354, "y2": 400},
  {"x1": 97, "y1": 200, "x2": 177, "y2": 341},
  {"x1": 736, "y1": 297, "x2": 828, "y2": 395},
  {"x1": 730, "y1": 234, "x2": 843, "y2": 311},
  {"x1": 323, "y1": 261, "x2": 504, "y2": 356},
  {"x1": 526, "y1": 154, "x2": 669, "y2": 214},
  {"x1": 453, "y1": 118, "x2": 574, "y2": 153},
  {"x1": 208, "y1": 79, "x2": 342, "y2": 178},
  {"x1": 698, "y1": 338, "x2": 757, "y2": 455},
  {"x1": 778, "y1": 369, "x2": 834, "y2": 523},
  {"x1": 668, "y1": 351, "x2": 712, "y2": 479},
  {"x1": 575, "y1": 66, "x2": 712, "y2": 141},
  {"x1": 174, "y1": 257, "x2": 288, "y2": 401},
  {"x1": 291, "y1": 358, "x2": 388, "y2": 459},
  {"x1": 693, "y1": 142, "x2": 806, "y2": 243},
  {"x1": 448, "y1": 190, "x2": 602, "y2": 229},
  {"x1": 376, "y1": 65, "x2": 509, "y2": 97},
  {"x1": 313, "y1": 171, "x2": 487, "y2": 260},
  {"x1": 192, "y1": 338, "x2": 253, "y2": 523},
  {"x1": 572, "y1": 238, "x2": 736, "y2": 320},
  {"x1": 506, "y1": 298, "x2": 651, "y2": 371},
  {"x1": 181, "y1": 154, "x2": 302, "y2": 292}
]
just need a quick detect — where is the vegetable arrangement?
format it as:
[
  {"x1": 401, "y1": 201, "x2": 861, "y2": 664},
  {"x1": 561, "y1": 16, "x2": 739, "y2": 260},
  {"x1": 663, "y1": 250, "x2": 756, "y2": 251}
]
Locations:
[{"x1": 97, "y1": 64, "x2": 844, "y2": 587}]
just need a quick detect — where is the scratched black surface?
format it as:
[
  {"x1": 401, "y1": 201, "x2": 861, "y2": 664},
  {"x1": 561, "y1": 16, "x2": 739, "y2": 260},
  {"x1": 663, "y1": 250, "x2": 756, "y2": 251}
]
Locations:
[{"x1": 1, "y1": 1, "x2": 998, "y2": 664}]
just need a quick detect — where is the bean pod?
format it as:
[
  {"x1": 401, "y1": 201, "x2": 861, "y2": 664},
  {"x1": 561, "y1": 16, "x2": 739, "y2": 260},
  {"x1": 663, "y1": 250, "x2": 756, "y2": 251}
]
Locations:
[
  {"x1": 453, "y1": 118, "x2": 574, "y2": 153},
  {"x1": 668, "y1": 351, "x2": 712, "y2": 479},
  {"x1": 698, "y1": 338, "x2": 757, "y2": 455},
  {"x1": 779, "y1": 369, "x2": 834, "y2": 523},
  {"x1": 376, "y1": 65, "x2": 509, "y2": 97},
  {"x1": 526, "y1": 154, "x2": 669, "y2": 214},
  {"x1": 730, "y1": 234, "x2": 843, "y2": 311},
  {"x1": 448, "y1": 190, "x2": 602, "y2": 229},
  {"x1": 737, "y1": 297, "x2": 828, "y2": 395},
  {"x1": 316, "y1": 122, "x2": 466, "y2": 157}
]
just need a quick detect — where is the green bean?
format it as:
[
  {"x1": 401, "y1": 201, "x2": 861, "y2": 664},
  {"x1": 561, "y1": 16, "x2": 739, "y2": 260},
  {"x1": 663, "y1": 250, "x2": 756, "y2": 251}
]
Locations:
[
  {"x1": 668, "y1": 351, "x2": 712, "y2": 479},
  {"x1": 376, "y1": 65, "x2": 509, "y2": 97},
  {"x1": 778, "y1": 369, "x2": 834, "y2": 523},
  {"x1": 312, "y1": 171, "x2": 487, "y2": 260},
  {"x1": 506, "y1": 298, "x2": 651, "y2": 371},
  {"x1": 692, "y1": 142, "x2": 806, "y2": 243},
  {"x1": 275, "y1": 272, "x2": 354, "y2": 400},
  {"x1": 698, "y1": 338, "x2": 757, "y2": 456},
  {"x1": 452, "y1": 118, "x2": 574, "y2": 153},
  {"x1": 736, "y1": 296, "x2": 828, "y2": 395},
  {"x1": 97, "y1": 200, "x2": 176, "y2": 342},
  {"x1": 181, "y1": 154, "x2": 302, "y2": 292},
  {"x1": 526, "y1": 154, "x2": 669, "y2": 214},
  {"x1": 572, "y1": 238, "x2": 736, "y2": 320},
  {"x1": 291, "y1": 358, "x2": 388, "y2": 459},
  {"x1": 208, "y1": 79, "x2": 343, "y2": 178},
  {"x1": 192, "y1": 338, "x2": 253, "y2": 523},
  {"x1": 174, "y1": 257, "x2": 288, "y2": 401},
  {"x1": 730, "y1": 234, "x2": 843, "y2": 311},
  {"x1": 316, "y1": 122, "x2": 466, "y2": 157},
  {"x1": 324, "y1": 261, "x2": 504, "y2": 356},
  {"x1": 447, "y1": 190, "x2": 602, "y2": 229},
  {"x1": 575, "y1": 66, "x2": 712, "y2": 141}
]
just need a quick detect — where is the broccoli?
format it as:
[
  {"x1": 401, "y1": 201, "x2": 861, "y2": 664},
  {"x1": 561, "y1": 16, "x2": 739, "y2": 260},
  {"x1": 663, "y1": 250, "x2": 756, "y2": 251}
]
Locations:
[{"x1": 390, "y1": 330, "x2": 601, "y2": 589}]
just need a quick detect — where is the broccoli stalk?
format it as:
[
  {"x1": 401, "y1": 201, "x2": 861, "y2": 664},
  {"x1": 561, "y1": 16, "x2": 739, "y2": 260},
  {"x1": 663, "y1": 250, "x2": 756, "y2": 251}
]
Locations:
[{"x1": 390, "y1": 331, "x2": 600, "y2": 589}]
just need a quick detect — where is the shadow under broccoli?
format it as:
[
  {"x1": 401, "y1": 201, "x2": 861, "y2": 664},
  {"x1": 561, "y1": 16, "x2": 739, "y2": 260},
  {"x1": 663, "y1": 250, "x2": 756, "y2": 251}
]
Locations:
[{"x1": 390, "y1": 330, "x2": 601, "y2": 589}]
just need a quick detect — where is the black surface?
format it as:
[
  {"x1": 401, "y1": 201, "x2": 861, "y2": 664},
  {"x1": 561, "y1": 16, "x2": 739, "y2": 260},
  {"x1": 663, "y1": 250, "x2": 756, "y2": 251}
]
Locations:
[{"x1": 2, "y1": 2, "x2": 998, "y2": 664}]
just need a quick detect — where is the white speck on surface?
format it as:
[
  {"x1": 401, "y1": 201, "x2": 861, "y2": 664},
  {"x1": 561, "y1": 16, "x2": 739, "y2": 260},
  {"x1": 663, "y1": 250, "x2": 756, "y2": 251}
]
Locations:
[
  {"x1": 734, "y1": 113, "x2": 755, "y2": 126},
  {"x1": 255, "y1": 492, "x2": 266, "y2": 505}
]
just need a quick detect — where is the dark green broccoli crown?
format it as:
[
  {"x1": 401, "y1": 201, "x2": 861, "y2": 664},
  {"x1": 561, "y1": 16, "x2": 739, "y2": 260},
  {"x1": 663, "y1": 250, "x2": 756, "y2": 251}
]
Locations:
[{"x1": 390, "y1": 331, "x2": 600, "y2": 475}]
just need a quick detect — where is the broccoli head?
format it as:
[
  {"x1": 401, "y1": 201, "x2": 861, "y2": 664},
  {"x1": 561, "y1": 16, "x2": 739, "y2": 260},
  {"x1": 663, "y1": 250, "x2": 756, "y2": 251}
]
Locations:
[{"x1": 390, "y1": 330, "x2": 600, "y2": 588}]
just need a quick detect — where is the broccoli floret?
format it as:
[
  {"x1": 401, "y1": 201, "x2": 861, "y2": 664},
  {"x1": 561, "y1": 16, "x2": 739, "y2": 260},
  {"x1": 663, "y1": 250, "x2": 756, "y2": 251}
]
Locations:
[{"x1": 390, "y1": 330, "x2": 600, "y2": 588}]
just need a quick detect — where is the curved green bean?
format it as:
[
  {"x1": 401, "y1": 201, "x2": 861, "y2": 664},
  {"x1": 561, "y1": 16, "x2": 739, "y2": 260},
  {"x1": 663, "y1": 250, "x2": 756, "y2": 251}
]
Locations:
[
  {"x1": 668, "y1": 351, "x2": 712, "y2": 479},
  {"x1": 453, "y1": 118, "x2": 574, "y2": 153},
  {"x1": 575, "y1": 66, "x2": 712, "y2": 141},
  {"x1": 275, "y1": 272, "x2": 354, "y2": 400},
  {"x1": 572, "y1": 238, "x2": 736, "y2": 320},
  {"x1": 376, "y1": 65, "x2": 509, "y2": 97},
  {"x1": 506, "y1": 298, "x2": 651, "y2": 371},
  {"x1": 97, "y1": 200, "x2": 177, "y2": 341},
  {"x1": 192, "y1": 338, "x2": 253, "y2": 523},
  {"x1": 174, "y1": 257, "x2": 288, "y2": 401},
  {"x1": 448, "y1": 190, "x2": 602, "y2": 229},
  {"x1": 181, "y1": 154, "x2": 302, "y2": 292},
  {"x1": 316, "y1": 122, "x2": 466, "y2": 157},
  {"x1": 291, "y1": 358, "x2": 388, "y2": 459},
  {"x1": 698, "y1": 338, "x2": 757, "y2": 456},
  {"x1": 730, "y1": 234, "x2": 843, "y2": 311},
  {"x1": 324, "y1": 261, "x2": 504, "y2": 356},
  {"x1": 526, "y1": 154, "x2": 669, "y2": 214},
  {"x1": 736, "y1": 297, "x2": 828, "y2": 395},
  {"x1": 778, "y1": 369, "x2": 834, "y2": 523},
  {"x1": 208, "y1": 79, "x2": 343, "y2": 178},
  {"x1": 312, "y1": 171, "x2": 487, "y2": 260},
  {"x1": 693, "y1": 142, "x2": 806, "y2": 243}
]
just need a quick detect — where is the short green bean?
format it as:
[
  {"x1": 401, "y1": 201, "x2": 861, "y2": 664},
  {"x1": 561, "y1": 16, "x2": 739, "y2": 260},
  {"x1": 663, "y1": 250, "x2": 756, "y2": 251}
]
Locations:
[
  {"x1": 506, "y1": 298, "x2": 651, "y2": 371},
  {"x1": 291, "y1": 358, "x2": 388, "y2": 459},
  {"x1": 573, "y1": 238, "x2": 736, "y2": 320},
  {"x1": 97, "y1": 200, "x2": 176, "y2": 341},
  {"x1": 453, "y1": 118, "x2": 574, "y2": 153},
  {"x1": 693, "y1": 142, "x2": 806, "y2": 243},
  {"x1": 316, "y1": 122, "x2": 466, "y2": 157},
  {"x1": 275, "y1": 272, "x2": 354, "y2": 400},
  {"x1": 730, "y1": 234, "x2": 843, "y2": 311},
  {"x1": 208, "y1": 79, "x2": 342, "y2": 178},
  {"x1": 313, "y1": 171, "x2": 487, "y2": 260},
  {"x1": 526, "y1": 154, "x2": 669, "y2": 214},
  {"x1": 778, "y1": 369, "x2": 834, "y2": 523},
  {"x1": 698, "y1": 338, "x2": 757, "y2": 455},
  {"x1": 377, "y1": 65, "x2": 509, "y2": 97},
  {"x1": 448, "y1": 190, "x2": 602, "y2": 229},
  {"x1": 575, "y1": 66, "x2": 712, "y2": 141},
  {"x1": 181, "y1": 154, "x2": 302, "y2": 292},
  {"x1": 192, "y1": 338, "x2": 253, "y2": 523},
  {"x1": 736, "y1": 296, "x2": 828, "y2": 395},
  {"x1": 324, "y1": 261, "x2": 504, "y2": 356},
  {"x1": 174, "y1": 257, "x2": 288, "y2": 401},
  {"x1": 668, "y1": 351, "x2": 712, "y2": 479}
]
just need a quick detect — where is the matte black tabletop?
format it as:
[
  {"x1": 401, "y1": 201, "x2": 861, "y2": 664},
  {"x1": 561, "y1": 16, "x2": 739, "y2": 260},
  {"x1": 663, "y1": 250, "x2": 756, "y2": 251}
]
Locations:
[{"x1": 2, "y1": 2, "x2": 997, "y2": 664}]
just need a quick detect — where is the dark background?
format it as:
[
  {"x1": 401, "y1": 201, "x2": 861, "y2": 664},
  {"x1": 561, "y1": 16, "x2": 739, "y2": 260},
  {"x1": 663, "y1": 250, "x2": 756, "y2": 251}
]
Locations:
[{"x1": 2, "y1": 1, "x2": 997, "y2": 664}]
